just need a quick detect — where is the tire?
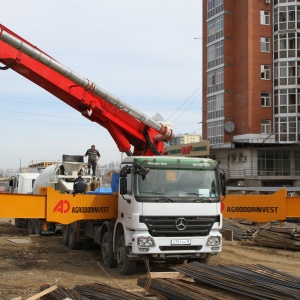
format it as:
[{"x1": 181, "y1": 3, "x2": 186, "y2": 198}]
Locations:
[
  {"x1": 116, "y1": 236, "x2": 136, "y2": 275},
  {"x1": 28, "y1": 219, "x2": 35, "y2": 235},
  {"x1": 15, "y1": 218, "x2": 22, "y2": 227},
  {"x1": 67, "y1": 222, "x2": 82, "y2": 250},
  {"x1": 34, "y1": 219, "x2": 41, "y2": 235},
  {"x1": 101, "y1": 232, "x2": 117, "y2": 268},
  {"x1": 62, "y1": 225, "x2": 69, "y2": 246},
  {"x1": 197, "y1": 256, "x2": 209, "y2": 264},
  {"x1": 188, "y1": 255, "x2": 209, "y2": 264},
  {"x1": 81, "y1": 242, "x2": 93, "y2": 250}
]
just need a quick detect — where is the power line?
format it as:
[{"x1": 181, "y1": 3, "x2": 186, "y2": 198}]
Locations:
[{"x1": 166, "y1": 85, "x2": 202, "y2": 121}]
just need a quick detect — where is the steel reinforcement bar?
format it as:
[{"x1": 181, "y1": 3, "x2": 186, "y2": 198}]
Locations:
[{"x1": 173, "y1": 262, "x2": 300, "y2": 300}]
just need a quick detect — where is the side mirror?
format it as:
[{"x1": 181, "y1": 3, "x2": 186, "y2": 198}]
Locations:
[
  {"x1": 220, "y1": 171, "x2": 226, "y2": 196},
  {"x1": 119, "y1": 177, "x2": 127, "y2": 195},
  {"x1": 221, "y1": 184, "x2": 226, "y2": 196}
]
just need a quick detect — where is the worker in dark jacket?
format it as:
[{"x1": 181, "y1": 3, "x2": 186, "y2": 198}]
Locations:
[
  {"x1": 83, "y1": 145, "x2": 100, "y2": 178},
  {"x1": 73, "y1": 176, "x2": 87, "y2": 194}
]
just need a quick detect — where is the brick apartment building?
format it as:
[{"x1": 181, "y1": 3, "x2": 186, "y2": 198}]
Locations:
[{"x1": 202, "y1": 0, "x2": 300, "y2": 190}]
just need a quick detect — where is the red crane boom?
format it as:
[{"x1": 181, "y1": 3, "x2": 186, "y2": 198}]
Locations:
[{"x1": 0, "y1": 24, "x2": 173, "y2": 156}]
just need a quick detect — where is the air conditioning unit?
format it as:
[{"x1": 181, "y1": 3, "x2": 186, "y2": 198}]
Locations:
[{"x1": 265, "y1": 0, "x2": 270, "y2": 4}]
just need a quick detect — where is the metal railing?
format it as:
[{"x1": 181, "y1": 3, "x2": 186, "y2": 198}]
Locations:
[{"x1": 224, "y1": 168, "x2": 300, "y2": 179}]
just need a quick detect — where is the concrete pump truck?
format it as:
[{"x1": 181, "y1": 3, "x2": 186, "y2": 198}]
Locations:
[{"x1": 0, "y1": 24, "x2": 226, "y2": 275}]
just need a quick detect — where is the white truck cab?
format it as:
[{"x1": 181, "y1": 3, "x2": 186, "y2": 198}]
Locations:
[{"x1": 112, "y1": 156, "x2": 226, "y2": 274}]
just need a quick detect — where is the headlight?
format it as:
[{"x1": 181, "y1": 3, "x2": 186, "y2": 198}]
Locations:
[
  {"x1": 206, "y1": 236, "x2": 221, "y2": 246},
  {"x1": 137, "y1": 236, "x2": 156, "y2": 248}
]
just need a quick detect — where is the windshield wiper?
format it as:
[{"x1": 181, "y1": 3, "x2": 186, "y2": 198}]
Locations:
[
  {"x1": 193, "y1": 198, "x2": 211, "y2": 203},
  {"x1": 154, "y1": 193, "x2": 176, "y2": 202},
  {"x1": 183, "y1": 193, "x2": 212, "y2": 203}
]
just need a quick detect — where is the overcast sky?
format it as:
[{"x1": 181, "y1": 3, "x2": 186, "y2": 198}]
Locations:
[{"x1": 0, "y1": 1, "x2": 202, "y2": 170}]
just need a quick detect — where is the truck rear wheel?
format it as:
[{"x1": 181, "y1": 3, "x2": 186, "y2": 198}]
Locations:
[
  {"x1": 34, "y1": 219, "x2": 41, "y2": 235},
  {"x1": 101, "y1": 232, "x2": 117, "y2": 268},
  {"x1": 68, "y1": 222, "x2": 82, "y2": 250},
  {"x1": 116, "y1": 235, "x2": 136, "y2": 275},
  {"x1": 28, "y1": 219, "x2": 35, "y2": 235},
  {"x1": 62, "y1": 225, "x2": 69, "y2": 245}
]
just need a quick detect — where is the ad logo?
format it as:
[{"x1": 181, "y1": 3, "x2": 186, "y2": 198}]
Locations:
[{"x1": 53, "y1": 200, "x2": 70, "y2": 213}]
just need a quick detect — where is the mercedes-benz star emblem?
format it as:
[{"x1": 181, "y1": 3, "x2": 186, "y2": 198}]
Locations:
[{"x1": 175, "y1": 218, "x2": 187, "y2": 231}]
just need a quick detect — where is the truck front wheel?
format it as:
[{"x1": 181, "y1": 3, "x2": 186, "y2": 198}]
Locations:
[
  {"x1": 188, "y1": 255, "x2": 209, "y2": 264},
  {"x1": 116, "y1": 235, "x2": 136, "y2": 275},
  {"x1": 101, "y1": 232, "x2": 116, "y2": 268}
]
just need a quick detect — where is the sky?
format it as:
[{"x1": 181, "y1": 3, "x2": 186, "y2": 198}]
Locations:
[{"x1": 0, "y1": 1, "x2": 202, "y2": 170}]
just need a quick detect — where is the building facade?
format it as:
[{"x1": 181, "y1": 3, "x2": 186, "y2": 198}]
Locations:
[
  {"x1": 202, "y1": 0, "x2": 300, "y2": 189},
  {"x1": 169, "y1": 133, "x2": 202, "y2": 146}
]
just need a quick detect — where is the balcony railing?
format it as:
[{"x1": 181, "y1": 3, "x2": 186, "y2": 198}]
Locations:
[{"x1": 224, "y1": 168, "x2": 300, "y2": 179}]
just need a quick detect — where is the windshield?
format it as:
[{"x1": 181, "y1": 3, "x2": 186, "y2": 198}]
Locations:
[{"x1": 136, "y1": 169, "x2": 219, "y2": 198}]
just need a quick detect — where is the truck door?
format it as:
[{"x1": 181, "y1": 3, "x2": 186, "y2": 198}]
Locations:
[{"x1": 118, "y1": 168, "x2": 142, "y2": 227}]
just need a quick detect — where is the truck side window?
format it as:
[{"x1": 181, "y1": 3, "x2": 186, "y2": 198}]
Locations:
[{"x1": 126, "y1": 173, "x2": 132, "y2": 195}]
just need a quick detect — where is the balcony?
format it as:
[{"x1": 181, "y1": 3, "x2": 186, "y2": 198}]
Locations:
[{"x1": 224, "y1": 168, "x2": 300, "y2": 180}]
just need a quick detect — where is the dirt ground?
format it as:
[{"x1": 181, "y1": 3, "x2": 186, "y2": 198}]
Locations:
[{"x1": 0, "y1": 219, "x2": 299, "y2": 299}]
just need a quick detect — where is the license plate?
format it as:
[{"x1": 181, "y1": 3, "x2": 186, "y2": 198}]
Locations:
[{"x1": 171, "y1": 239, "x2": 191, "y2": 245}]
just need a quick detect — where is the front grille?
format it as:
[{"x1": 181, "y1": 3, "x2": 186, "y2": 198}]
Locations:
[
  {"x1": 140, "y1": 215, "x2": 220, "y2": 237},
  {"x1": 159, "y1": 246, "x2": 202, "y2": 251}
]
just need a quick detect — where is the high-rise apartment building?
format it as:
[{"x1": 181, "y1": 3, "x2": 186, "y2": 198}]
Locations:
[{"x1": 202, "y1": 0, "x2": 300, "y2": 189}]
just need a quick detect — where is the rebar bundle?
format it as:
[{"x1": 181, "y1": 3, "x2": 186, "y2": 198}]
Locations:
[
  {"x1": 73, "y1": 283, "x2": 145, "y2": 300},
  {"x1": 173, "y1": 263, "x2": 300, "y2": 300},
  {"x1": 137, "y1": 276, "x2": 233, "y2": 300},
  {"x1": 39, "y1": 283, "x2": 145, "y2": 300}
]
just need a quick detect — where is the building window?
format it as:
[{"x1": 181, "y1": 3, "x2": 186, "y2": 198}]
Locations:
[
  {"x1": 207, "y1": 15, "x2": 223, "y2": 43},
  {"x1": 274, "y1": 32, "x2": 297, "y2": 59},
  {"x1": 207, "y1": 41, "x2": 224, "y2": 69},
  {"x1": 261, "y1": 92, "x2": 271, "y2": 107},
  {"x1": 207, "y1": 120, "x2": 223, "y2": 145},
  {"x1": 275, "y1": 116, "x2": 298, "y2": 142},
  {"x1": 295, "y1": 150, "x2": 300, "y2": 174},
  {"x1": 274, "y1": 88, "x2": 298, "y2": 115},
  {"x1": 260, "y1": 10, "x2": 270, "y2": 25},
  {"x1": 207, "y1": 0, "x2": 223, "y2": 19},
  {"x1": 274, "y1": 61, "x2": 297, "y2": 85},
  {"x1": 261, "y1": 65, "x2": 271, "y2": 80},
  {"x1": 207, "y1": 93, "x2": 224, "y2": 120},
  {"x1": 274, "y1": 5, "x2": 296, "y2": 32},
  {"x1": 258, "y1": 149, "x2": 291, "y2": 176},
  {"x1": 207, "y1": 67, "x2": 224, "y2": 94},
  {"x1": 261, "y1": 120, "x2": 271, "y2": 134},
  {"x1": 260, "y1": 37, "x2": 270, "y2": 52}
]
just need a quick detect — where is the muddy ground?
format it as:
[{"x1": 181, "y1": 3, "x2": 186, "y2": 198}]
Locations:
[{"x1": 0, "y1": 219, "x2": 299, "y2": 299}]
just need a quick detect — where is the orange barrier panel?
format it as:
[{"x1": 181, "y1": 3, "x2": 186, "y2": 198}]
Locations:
[
  {"x1": 0, "y1": 193, "x2": 46, "y2": 218},
  {"x1": 0, "y1": 187, "x2": 118, "y2": 224},
  {"x1": 222, "y1": 189, "x2": 300, "y2": 222}
]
